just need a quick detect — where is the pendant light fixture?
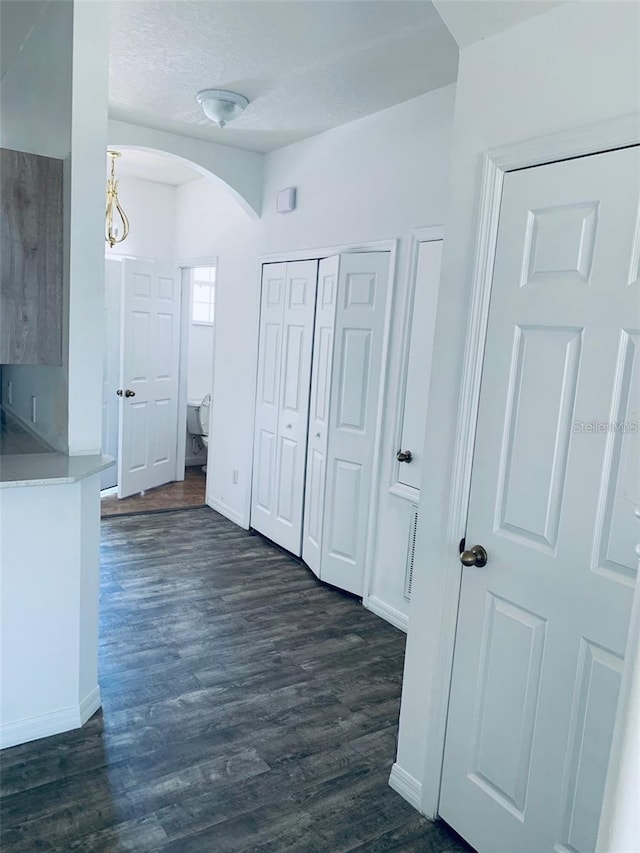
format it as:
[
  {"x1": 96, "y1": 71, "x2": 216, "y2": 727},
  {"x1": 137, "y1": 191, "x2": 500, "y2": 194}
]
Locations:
[
  {"x1": 105, "y1": 150, "x2": 130, "y2": 249},
  {"x1": 196, "y1": 89, "x2": 249, "y2": 128}
]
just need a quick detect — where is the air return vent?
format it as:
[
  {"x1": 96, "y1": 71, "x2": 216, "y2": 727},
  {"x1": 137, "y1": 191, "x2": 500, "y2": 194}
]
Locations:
[{"x1": 404, "y1": 505, "x2": 419, "y2": 601}]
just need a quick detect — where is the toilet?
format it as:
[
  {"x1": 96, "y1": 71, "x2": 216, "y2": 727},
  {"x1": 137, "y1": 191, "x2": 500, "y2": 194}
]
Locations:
[
  {"x1": 198, "y1": 393, "x2": 211, "y2": 448},
  {"x1": 186, "y1": 394, "x2": 211, "y2": 469}
]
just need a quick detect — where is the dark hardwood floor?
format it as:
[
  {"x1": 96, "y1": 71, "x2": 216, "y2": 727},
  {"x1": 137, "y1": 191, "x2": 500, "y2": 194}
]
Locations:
[
  {"x1": 1, "y1": 508, "x2": 472, "y2": 852},
  {"x1": 101, "y1": 467, "x2": 206, "y2": 518}
]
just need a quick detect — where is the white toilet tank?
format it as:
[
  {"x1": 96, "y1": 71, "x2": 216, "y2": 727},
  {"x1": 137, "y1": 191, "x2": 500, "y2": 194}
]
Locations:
[{"x1": 186, "y1": 400, "x2": 204, "y2": 435}]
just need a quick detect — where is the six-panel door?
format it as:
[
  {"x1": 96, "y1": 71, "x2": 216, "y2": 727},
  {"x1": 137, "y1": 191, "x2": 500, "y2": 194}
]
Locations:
[
  {"x1": 439, "y1": 146, "x2": 639, "y2": 853},
  {"x1": 118, "y1": 259, "x2": 181, "y2": 499},
  {"x1": 251, "y1": 260, "x2": 318, "y2": 555},
  {"x1": 320, "y1": 252, "x2": 391, "y2": 596}
]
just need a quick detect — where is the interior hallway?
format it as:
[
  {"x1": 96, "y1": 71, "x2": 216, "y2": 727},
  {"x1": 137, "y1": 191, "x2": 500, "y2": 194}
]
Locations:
[{"x1": 0, "y1": 508, "x2": 471, "y2": 852}]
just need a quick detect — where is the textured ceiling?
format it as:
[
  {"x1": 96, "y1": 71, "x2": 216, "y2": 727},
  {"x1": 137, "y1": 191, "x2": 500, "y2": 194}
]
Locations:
[
  {"x1": 109, "y1": 0, "x2": 459, "y2": 153},
  {"x1": 433, "y1": 0, "x2": 564, "y2": 48}
]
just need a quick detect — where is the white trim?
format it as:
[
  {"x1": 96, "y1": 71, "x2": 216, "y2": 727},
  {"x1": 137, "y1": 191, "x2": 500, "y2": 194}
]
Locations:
[
  {"x1": 388, "y1": 226, "x2": 444, "y2": 500},
  {"x1": 489, "y1": 112, "x2": 640, "y2": 172},
  {"x1": 207, "y1": 496, "x2": 248, "y2": 529},
  {"x1": 389, "y1": 482, "x2": 420, "y2": 503},
  {"x1": 104, "y1": 252, "x2": 157, "y2": 263},
  {"x1": 258, "y1": 238, "x2": 398, "y2": 265},
  {"x1": 362, "y1": 242, "x2": 398, "y2": 607},
  {"x1": 177, "y1": 255, "x2": 218, "y2": 269},
  {"x1": 0, "y1": 686, "x2": 101, "y2": 749},
  {"x1": 366, "y1": 595, "x2": 408, "y2": 633},
  {"x1": 79, "y1": 686, "x2": 101, "y2": 724},
  {"x1": 414, "y1": 112, "x2": 640, "y2": 822},
  {"x1": 389, "y1": 763, "x2": 423, "y2": 810},
  {"x1": 175, "y1": 268, "x2": 190, "y2": 483}
]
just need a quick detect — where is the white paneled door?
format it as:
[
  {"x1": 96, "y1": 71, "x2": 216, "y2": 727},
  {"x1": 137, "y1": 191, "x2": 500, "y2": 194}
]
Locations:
[
  {"x1": 320, "y1": 251, "x2": 391, "y2": 595},
  {"x1": 100, "y1": 260, "x2": 122, "y2": 490},
  {"x1": 117, "y1": 260, "x2": 181, "y2": 499},
  {"x1": 397, "y1": 238, "x2": 442, "y2": 492},
  {"x1": 302, "y1": 255, "x2": 339, "y2": 575},
  {"x1": 440, "y1": 146, "x2": 639, "y2": 852},
  {"x1": 251, "y1": 260, "x2": 318, "y2": 555}
]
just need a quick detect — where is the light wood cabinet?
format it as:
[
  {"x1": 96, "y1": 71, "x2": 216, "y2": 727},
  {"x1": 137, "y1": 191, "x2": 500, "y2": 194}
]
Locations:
[{"x1": 0, "y1": 148, "x2": 64, "y2": 364}]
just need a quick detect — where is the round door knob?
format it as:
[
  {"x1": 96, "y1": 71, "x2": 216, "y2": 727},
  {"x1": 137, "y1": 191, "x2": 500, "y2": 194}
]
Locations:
[
  {"x1": 460, "y1": 545, "x2": 488, "y2": 568},
  {"x1": 124, "y1": 389, "x2": 136, "y2": 398},
  {"x1": 396, "y1": 450, "x2": 413, "y2": 463}
]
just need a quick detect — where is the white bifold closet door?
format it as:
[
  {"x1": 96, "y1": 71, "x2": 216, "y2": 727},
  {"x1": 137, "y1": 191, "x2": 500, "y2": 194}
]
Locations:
[
  {"x1": 303, "y1": 252, "x2": 390, "y2": 596},
  {"x1": 251, "y1": 260, "x2": 318, "y2": 555}
]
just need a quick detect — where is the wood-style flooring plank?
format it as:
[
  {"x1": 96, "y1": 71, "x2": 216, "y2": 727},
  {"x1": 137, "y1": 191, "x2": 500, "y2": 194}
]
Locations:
[{"x1": 0, "y1": 507, "x2": 473, "y2": 852}]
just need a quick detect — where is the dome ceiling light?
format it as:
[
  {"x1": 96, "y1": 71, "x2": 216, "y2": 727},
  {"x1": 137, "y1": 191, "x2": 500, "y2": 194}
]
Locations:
[{"x1": 195, "y1": 89, "x2": 249, "y2": 128}]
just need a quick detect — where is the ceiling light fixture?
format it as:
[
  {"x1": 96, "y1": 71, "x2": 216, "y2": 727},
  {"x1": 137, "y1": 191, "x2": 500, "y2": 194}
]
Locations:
[
  {"x1": 105, "y1": 151, "x2": 130, "y2": 249},
  {"x1": 196, "y1": 89, "x2": 249, "y2": 128}
]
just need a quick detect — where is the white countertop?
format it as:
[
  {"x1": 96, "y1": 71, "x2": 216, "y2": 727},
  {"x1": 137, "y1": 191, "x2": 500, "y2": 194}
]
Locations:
[{"x1": 0, "y1": 453, "x2": 114, "y2": 488}]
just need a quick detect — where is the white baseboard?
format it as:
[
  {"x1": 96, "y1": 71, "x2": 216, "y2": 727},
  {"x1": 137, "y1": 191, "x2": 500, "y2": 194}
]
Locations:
[
  {"x1": 366, "y1": 596, "x2": 409, "y2": 633},
  {"x1": 206, "y1": 497, "x2": 248, "y2": 529},
  {"x1": 185, "y1": 456, "x2": 206, "y2": 467},
  {"x1": 80, "y1": 686, "x2": 101, "y2": 724},
  {"x1": 389, "y1": 762, "x2": 423, "y2": 811},
  {"x1": 0, "y1": 687, "x2": 101, "y2": 749}
]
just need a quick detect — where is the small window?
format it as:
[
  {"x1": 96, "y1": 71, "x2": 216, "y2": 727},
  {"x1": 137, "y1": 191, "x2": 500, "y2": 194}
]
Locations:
[{"x1": 191, "y1": 266, "x2": 216, "y2": 325}]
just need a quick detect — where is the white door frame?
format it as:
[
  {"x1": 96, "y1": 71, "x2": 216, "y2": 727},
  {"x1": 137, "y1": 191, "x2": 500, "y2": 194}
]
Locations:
[
  {"x1": 176, "y1": 256, "x2": 218, "y2": 484},
  {"x1": 407, "y1": 113, "x2": 640, "y2": 825},
  {"x1": 387, "y1": 224, "x2": 444, "y2": 504},
  {"x1": 252, "y1": 238, "x2": 398, "y2": 604},
  {"x1": 103, "y1": 254, "x2": 185, "y2": 493}
]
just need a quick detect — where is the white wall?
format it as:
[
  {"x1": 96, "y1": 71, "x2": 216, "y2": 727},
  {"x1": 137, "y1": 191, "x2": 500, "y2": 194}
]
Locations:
[
  {"x1": 187, "y1": 322, "x2": 214, "y2": 402},
  {"x1": 175, "y1": 177, "x2": 264, "y2": 523},
  {"x1": 106, "y1": 175, "x2": 177, "y2": 263},
  {"x1": 0, "y1": 475, "x2": 101, "y2": 748},
  {"x1": 395, "y1": 0, "x2": 640, "y2": 817},
  {"x1": 262, "y1": 87, "x2": 454, "y2": 253},
  {"x1": 66, "y1": 1, "x2": 109, "y2": 455},
  {"x1": 262, "y1": 86, "x2": 455, "y2": 622},
  {"x1": 108, "y1": 119, "x2": 264, "y2": 218},
  {"x1": 0, "y1": 0, "x2": 72, "y2": 159}
]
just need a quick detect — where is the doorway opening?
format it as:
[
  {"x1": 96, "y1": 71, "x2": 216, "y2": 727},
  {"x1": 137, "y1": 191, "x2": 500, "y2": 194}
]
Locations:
[{"x1": 98, "y1": 145, "x2": 241, "y2": 516}]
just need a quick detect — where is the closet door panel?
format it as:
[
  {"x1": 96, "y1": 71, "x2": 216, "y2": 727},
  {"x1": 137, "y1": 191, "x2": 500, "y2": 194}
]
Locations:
[
  {"x1": 250, "y1": 263, "x2": 286, "y2": 540},
  {"x1": 271, "y1": 260, "x2": 318, "y2": 555},
  {"x1": 303, "y1": 256, "x2": 339, "y2": 574},
  {"x1": 320, "y1": 252, "x2": 390, "y2": 595},
  {"x1": 398, "y1": 238, "x2": 442, "y2": 491}
]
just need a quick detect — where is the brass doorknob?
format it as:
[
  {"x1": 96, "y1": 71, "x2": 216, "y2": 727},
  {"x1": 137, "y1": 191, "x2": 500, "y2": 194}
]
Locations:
[
  {"x1": 124, "y1": 389, "x2": 135, "y2": 398},
  {"x1": 396, "y1": 450, "x2": 412, "y2": 463},
  {"x1": 460, "y1": 545, "x2": 488, "y2": 568}
]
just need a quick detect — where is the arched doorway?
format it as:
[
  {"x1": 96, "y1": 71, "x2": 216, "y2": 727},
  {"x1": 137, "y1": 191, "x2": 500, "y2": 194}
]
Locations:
[{"x1": 100, "y1": 145, "x2": 257, "y2": 511}]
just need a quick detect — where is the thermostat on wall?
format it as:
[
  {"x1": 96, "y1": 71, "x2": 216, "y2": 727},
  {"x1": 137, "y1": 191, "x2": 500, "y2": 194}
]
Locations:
[{"x1": 276, "y1": 187, "x2": 296, "y2": 213}]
